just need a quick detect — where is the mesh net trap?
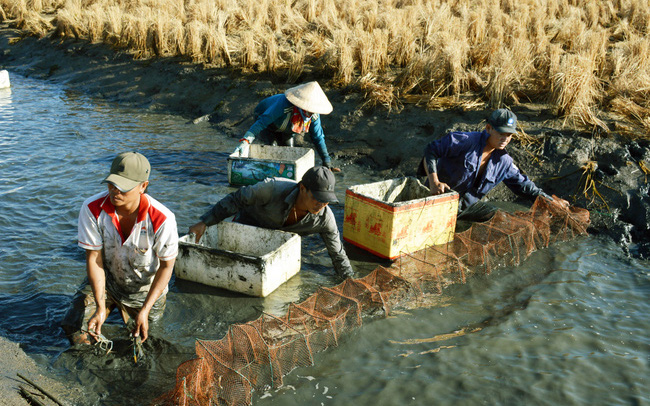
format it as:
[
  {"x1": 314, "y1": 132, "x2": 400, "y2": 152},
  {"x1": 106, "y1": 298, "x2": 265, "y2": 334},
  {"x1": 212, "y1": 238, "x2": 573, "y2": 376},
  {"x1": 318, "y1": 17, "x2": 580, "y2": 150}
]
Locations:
[{"x1": 154, "y1": 196, "x2": 590, "y2": 406}]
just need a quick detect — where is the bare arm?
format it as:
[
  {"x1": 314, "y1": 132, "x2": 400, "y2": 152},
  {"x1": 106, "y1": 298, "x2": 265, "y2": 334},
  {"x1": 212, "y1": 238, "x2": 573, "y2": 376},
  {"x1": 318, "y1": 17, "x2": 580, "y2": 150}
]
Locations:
[
  {"x1": 424, "y1": 160, "x2": 450, "y2": 195},
  {"x1": 86, "y1": 249, "x2": 107, "y2": 340},
  {"x1": 133, "y1": 258, "x2": 176, "y2": 342}
]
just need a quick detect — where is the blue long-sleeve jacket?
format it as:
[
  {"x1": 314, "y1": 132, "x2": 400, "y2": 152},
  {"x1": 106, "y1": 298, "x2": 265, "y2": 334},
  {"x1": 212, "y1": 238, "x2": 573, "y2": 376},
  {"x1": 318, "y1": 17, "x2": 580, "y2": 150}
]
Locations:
[
  {"x1": 247, "y1": 94, "x2": 331, "y2": 165},
  {"x1": 423, "y1": 130, "x2": 549, "y2": 210}
]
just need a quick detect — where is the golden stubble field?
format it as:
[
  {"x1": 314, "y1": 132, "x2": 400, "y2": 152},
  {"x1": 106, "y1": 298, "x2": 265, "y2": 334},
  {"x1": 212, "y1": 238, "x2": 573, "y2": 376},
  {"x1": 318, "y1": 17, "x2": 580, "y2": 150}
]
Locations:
[{"x1": 2, "y1": 0, "x2": 649, "y2": 136}]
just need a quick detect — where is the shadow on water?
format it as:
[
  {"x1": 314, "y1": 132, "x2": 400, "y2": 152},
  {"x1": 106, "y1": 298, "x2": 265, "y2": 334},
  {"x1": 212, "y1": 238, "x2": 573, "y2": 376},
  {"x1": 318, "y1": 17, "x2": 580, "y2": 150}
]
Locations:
[
  {"x1": 449, "y1": 263, "x2": 556, "y2": 334},
  {"x1": 143, "y1": 149, "x2": 231, "y2": 187}
]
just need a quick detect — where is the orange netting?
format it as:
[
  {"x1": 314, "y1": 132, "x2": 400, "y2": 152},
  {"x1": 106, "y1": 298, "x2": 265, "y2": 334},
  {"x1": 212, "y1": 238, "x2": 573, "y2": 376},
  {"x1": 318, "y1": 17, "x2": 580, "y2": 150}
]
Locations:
[{"x1": 153, "y1": 197, "x2": 589, "y2": 406}]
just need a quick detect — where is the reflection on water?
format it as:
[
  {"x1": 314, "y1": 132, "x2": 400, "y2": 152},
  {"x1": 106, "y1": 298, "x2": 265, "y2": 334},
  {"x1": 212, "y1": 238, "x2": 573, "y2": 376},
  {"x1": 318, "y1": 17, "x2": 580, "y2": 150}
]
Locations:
[
  {"x1": 0, "y1": 73, "x2": 648, "y2": 406},
  {"x1": 0, "y1": 87, "x2": 12, "y2": 110}
]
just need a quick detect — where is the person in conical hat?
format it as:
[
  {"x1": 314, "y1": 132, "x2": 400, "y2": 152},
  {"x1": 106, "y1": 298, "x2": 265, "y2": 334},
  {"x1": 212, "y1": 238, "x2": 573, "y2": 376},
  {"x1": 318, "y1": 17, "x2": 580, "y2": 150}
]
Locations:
[{"x1": 235, "y1": 81, "x2": 341, "y2": 172}]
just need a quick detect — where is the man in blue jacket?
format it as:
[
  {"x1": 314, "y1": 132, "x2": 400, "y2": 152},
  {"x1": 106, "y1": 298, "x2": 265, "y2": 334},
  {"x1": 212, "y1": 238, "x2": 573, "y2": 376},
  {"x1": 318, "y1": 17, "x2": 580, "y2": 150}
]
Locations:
[
  {"x1": 421, "y1": 109, "x2": 569, "y2": 222},
  {"x1": 235, "y1": 81, "x2": 341, "y2": 172}
]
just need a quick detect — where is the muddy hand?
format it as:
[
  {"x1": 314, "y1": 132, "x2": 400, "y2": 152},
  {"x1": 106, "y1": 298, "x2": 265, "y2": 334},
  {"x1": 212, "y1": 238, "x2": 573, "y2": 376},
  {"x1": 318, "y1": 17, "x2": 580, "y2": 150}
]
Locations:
[
  {"x1": 87, "y1": 308, "x2": 107, "y2": 340},
  {"x1": 188, "y1": 221, "x2": 207, "y2": 243},
  {"x1": 429, "y1": 181, "x2": 450, "y2": 195}
]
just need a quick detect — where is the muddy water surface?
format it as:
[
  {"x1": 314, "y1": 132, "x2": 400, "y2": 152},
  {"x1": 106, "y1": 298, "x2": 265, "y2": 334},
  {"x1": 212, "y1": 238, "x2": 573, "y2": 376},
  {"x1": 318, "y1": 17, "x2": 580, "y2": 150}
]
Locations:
[{"x1": 0, "y1": 74, "x2": 647, "y2": 406}]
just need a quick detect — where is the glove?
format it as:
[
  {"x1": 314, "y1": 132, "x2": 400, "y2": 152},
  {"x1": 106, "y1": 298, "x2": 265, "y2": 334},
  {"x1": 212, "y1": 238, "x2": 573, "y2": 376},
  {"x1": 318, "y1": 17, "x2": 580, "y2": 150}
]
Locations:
[
  {"x1": 234, "y1": 132, "x2": 255, "y2": 157},
  {"x1": 234, "y1": 140, "x2": 250, "y2": 157}
]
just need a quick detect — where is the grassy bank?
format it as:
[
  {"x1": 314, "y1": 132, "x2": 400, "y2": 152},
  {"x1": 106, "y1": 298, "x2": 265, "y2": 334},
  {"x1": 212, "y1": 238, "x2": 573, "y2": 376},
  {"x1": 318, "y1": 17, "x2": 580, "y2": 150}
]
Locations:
[{"x1": 1, "y1": 0, "x2": 648, "y2": 136}]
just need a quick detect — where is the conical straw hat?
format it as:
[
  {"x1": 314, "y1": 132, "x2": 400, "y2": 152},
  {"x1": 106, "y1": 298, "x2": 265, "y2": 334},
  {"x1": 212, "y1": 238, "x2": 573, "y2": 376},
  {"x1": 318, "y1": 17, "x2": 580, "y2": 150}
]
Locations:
[{"x1": 285, "y1": 81, "x2": 333, "y2": 115}]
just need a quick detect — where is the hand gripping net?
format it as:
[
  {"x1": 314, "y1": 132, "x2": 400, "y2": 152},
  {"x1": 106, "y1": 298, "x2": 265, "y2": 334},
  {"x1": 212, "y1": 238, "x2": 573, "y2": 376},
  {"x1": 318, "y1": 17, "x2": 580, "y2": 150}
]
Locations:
[{"x1": 153, "y1": 197, "x2": 589, "y2": 406}]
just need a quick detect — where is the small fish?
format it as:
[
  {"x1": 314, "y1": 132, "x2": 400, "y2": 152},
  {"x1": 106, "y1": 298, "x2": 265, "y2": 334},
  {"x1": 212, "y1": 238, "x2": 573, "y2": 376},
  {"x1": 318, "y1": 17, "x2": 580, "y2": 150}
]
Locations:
[{"x1": 132, "y1": 336, "x2": 144, "y2": 364}]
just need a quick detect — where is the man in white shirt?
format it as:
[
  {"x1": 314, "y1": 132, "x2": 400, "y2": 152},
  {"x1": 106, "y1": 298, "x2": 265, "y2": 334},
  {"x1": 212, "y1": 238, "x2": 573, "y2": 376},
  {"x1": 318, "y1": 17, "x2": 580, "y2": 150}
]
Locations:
[{"x1": 62, "y1": 152, "x2": 178, "y2": 345}]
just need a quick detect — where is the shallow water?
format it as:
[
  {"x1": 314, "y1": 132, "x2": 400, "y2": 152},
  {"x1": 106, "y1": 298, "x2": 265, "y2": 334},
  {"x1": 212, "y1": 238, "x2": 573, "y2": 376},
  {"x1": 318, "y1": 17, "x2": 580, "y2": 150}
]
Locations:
[{"x1": 0, "y1": 74, "x2": 648, "y2": 406}]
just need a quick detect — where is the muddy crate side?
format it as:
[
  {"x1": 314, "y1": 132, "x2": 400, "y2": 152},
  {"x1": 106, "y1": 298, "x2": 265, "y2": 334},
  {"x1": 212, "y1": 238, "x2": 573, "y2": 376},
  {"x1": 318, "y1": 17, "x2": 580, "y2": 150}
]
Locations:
[{"x1": 343, "y1": 177, "x2": 459, "y2": 259}]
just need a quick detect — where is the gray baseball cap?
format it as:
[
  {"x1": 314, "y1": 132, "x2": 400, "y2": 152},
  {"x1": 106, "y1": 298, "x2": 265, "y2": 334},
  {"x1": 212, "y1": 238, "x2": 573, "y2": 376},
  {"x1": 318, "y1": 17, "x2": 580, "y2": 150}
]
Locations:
[
  {"x1": 301, "y1": 166, "x2": 338, "y2": 204},
  {"x1": 488, "y1": 109, "x2": 517, "y2": 133},
  {"x1": 102, "y1": 152, "x2": 150, "y2": 192}
]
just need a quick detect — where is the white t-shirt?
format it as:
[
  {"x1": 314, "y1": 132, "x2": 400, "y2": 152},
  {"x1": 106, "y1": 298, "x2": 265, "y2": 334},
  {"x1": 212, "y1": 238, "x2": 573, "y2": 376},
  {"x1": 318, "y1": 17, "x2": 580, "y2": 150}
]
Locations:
[{"x1": 78, "y1": 191, "x2": 178, "y2": 308}]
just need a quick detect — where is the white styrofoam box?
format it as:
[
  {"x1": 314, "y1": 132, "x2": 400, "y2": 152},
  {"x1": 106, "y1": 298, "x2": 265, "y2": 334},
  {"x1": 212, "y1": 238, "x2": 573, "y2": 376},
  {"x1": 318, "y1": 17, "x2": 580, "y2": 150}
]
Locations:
[{"x1": 175, "y1": 221, "x2": 301, "y2": 297}]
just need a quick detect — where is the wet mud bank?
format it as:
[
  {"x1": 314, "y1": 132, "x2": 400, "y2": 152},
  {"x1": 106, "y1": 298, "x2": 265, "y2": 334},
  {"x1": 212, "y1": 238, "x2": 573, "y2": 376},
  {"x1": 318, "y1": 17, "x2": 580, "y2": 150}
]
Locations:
[{"x1": 0, "y1": 337, "x2": 84, "y2": 405}]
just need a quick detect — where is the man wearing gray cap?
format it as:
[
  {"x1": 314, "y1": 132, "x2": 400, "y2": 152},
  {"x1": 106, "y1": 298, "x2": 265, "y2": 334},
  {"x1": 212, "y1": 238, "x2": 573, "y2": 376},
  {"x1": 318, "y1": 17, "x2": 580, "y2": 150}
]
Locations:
[
  {"x1": 62, "y1": 152, "x2": 178, "y2": 345},
  {"x1": 188, "y1": 166, "x2": 354, "y2": 280},
  {"x1": 420, "y1": 109, "x2": 569, "y2": 222}
]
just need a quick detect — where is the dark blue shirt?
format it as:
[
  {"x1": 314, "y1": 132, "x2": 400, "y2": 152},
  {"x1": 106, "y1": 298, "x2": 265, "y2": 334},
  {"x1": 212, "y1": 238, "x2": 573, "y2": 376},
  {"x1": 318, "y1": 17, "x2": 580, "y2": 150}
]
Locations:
[
  {"x1": 248, "y1": 94, "x2": 331, "y2": 165},
  {"x1": 424, "y1": 130, "x2": 549, "y2": 210}
]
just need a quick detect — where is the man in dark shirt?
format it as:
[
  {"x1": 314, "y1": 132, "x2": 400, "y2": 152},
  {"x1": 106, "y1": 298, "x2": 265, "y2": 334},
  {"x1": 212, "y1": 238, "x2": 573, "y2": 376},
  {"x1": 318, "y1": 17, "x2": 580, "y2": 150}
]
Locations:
[
  {"x1": 421, "y1": 109, "x2": 569, "y2": 221},
  {"x1": 188, "y1": 166, "x2": 354, "y2": 279}
]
